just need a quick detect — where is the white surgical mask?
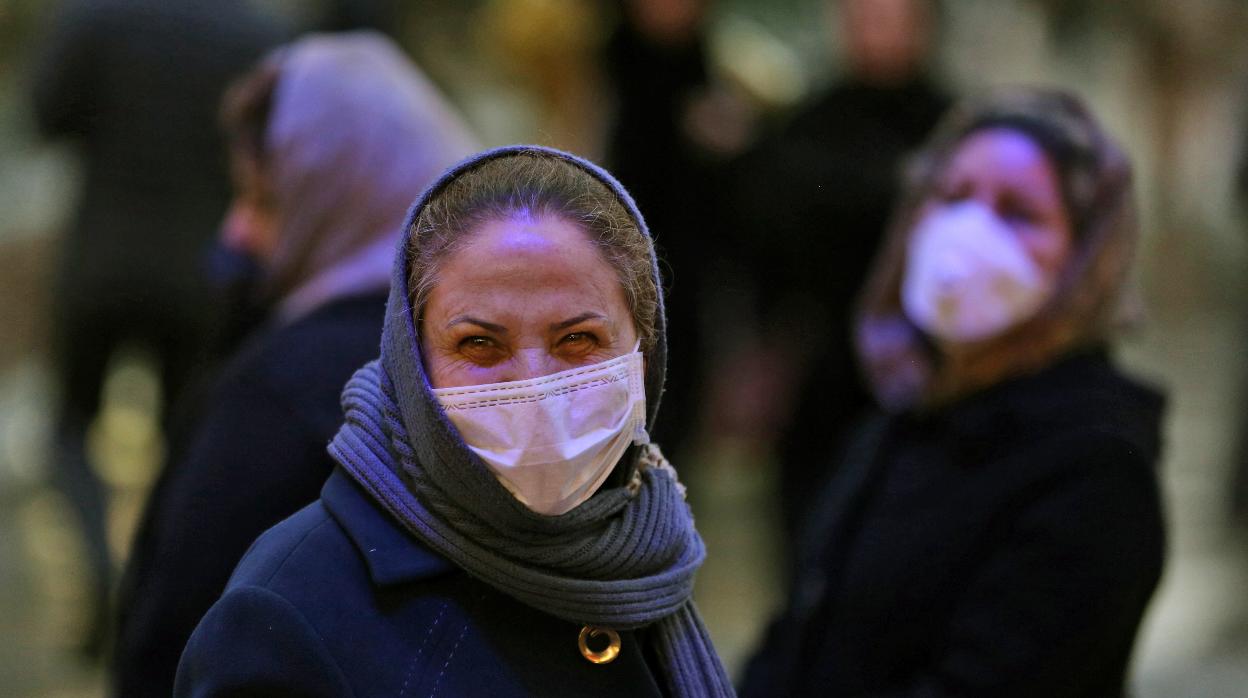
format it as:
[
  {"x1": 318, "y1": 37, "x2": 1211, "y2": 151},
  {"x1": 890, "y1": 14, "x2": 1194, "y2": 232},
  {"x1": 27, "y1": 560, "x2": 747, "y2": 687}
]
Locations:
[
  {"x1": 901, "y1": 201, "x2": 1053, "y2": 344},
  {"x1": 431, "y1": 347, "x2": 649, "y2": 515}
]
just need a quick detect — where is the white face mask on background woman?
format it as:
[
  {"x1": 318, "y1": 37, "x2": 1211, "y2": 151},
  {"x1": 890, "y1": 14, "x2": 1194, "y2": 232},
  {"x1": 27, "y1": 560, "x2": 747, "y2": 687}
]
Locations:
[
  {"x1": 433, "y1": 347, "x2": 649, "y2": 516},
  {"x1": 901, "y1": 200, "x2": 1054, "y2": 344}
]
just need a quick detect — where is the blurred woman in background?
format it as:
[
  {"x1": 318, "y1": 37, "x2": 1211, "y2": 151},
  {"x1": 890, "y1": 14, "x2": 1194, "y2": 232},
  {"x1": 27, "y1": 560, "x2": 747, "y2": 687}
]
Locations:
[
  {"x1": 743, "y1": 87, "x2": 1166, "y2": 697},
  {"x1": 175, "y1": 146, "x2": 732, "y2": 696},
  {"x1": 113, "y1": 32, "x2": 477, "y2": 697}
]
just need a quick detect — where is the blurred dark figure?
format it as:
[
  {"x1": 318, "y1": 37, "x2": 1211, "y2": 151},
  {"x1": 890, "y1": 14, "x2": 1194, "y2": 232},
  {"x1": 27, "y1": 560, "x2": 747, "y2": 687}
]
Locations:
[
  {"x1": 605, "y1": 0, "x2": 749, "y2": 461},
  {"x1": 321, "y1": 0, "x2": 402, "y2": 37},
  {"x1": 743, "y1": 87, "x2": 1165, "y2": 698},
  {"x1": 728, "y1": 0, "x2": 949, "y2": 552},
  {"x1": 29, "y1": 0, "x2": 284, "y2": 658},
  {"x1": 1232, "y1": 126, "x2": 1248, "y2": 525},
  {"x1": 110, "y1": 31, "x2": 478, "y2": 698}
]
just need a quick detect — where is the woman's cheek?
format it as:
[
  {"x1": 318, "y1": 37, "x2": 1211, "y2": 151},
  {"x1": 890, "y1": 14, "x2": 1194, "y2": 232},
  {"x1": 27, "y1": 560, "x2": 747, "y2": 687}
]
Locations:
[{"x1": 1025, "y1": 228, "x2": 1071, "y2": 279}]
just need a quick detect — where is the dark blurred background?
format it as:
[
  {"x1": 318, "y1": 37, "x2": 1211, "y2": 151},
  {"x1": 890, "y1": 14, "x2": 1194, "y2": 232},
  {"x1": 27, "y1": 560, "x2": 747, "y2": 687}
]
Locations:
[{"x1": 2, "y1": 0, "x2": 1248, "y2": 695}]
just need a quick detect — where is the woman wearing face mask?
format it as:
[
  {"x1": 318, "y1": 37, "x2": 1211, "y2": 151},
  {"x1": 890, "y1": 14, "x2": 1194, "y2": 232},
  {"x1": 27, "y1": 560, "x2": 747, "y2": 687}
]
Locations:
[
  {"x1": 174, "y1": 146, "x2": 733, "y2": 697},
  {"x1": 741, "y1": 88, "x2": 1165, "y2": 697}
]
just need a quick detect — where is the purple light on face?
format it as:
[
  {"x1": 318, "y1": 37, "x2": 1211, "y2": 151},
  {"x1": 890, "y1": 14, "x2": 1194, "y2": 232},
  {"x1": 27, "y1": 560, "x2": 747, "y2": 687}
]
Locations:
[{"x1": 510, "y1": 206, "x2": 536, "y2": 224}]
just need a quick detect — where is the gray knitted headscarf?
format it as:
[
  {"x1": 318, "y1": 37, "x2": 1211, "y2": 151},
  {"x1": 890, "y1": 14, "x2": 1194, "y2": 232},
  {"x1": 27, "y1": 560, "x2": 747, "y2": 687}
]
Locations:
[{"x1": 328, "y1": 145, "x2": 733, "y2": 696}]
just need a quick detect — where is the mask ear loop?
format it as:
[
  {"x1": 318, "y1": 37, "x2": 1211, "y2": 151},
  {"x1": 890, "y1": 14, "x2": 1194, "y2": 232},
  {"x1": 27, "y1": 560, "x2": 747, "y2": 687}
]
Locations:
[
  {"x1": 599, "y1": 339, "x2": 651, "y2": 493},
  {"x1": 629, "y1": 340, "x2": 651, "y2": 446}
]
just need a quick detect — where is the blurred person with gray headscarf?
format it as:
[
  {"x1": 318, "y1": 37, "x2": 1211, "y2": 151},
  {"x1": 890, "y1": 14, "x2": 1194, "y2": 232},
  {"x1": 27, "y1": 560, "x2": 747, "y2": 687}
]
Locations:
[{"x1": 111, "y1": 32, "x2": 478, "y2": 697}]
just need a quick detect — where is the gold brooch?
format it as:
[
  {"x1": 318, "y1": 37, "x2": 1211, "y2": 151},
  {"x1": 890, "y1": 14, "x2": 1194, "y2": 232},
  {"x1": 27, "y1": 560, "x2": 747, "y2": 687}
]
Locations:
[{"x1": 578, "y1": 625, "x2": 621, "y2": 664}]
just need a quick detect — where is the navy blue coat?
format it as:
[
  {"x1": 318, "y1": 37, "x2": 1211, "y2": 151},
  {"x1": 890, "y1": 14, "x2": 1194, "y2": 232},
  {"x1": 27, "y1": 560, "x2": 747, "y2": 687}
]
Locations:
[{"x1": 175, "y1": 468, "x2": 667, "y2": 697}]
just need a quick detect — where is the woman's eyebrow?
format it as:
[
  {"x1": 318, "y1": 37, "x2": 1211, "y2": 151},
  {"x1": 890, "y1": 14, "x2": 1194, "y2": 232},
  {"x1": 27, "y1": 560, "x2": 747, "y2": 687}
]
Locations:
[
  {"x1": 550, "y1": 312, "x2": 607, "y2": 332},
  {"x1": 446, "y1": 315, "x2": 508, "y2": 334}
]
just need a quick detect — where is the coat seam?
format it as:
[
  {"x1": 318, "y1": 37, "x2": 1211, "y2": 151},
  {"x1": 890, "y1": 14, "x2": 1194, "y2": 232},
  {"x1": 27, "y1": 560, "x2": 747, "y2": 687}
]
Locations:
[
  {"x1": 398, "y1": 602, "x2": 448, "y2": 697},
  {"x1": 257, "y1": 514, "x2": 334, "y2": 587},
  {"x1": 429, "y1": 620, "x2": 470, "y2": 697},
  {"x1": 231, "y1": 585, "x2": 359, "y2": 698}
]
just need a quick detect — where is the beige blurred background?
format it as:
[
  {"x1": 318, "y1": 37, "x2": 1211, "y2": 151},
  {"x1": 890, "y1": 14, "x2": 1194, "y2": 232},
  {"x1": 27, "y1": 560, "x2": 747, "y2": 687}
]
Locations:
[{"x1": 2, "y1": 0, "x2": 1248, "y2": 695}]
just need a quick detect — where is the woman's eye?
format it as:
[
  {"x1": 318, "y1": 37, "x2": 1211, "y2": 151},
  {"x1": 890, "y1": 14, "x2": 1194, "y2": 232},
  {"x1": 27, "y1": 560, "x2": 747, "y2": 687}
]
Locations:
[
  {"x1": 559, "y1": 332, "x2": 598, "y2": 352},
  {"x1": 458, "y1": 336, "x2": 504, "y2": 363},
  {"x1": 1000, "y1": 203, "x2": 1038, "y2": 225}
]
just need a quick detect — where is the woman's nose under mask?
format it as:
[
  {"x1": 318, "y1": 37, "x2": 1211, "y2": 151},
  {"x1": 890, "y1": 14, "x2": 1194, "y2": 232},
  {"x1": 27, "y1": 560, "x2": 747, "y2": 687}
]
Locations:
[{"x1": 432, "y1": 346, "x2": 648, "y2": 515}]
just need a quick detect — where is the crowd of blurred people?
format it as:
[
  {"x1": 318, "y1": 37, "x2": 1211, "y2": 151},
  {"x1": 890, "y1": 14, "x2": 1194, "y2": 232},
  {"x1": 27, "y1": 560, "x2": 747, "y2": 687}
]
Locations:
[{"x1": 13, "y1": 0, "x2": 1229, "y2": 695}]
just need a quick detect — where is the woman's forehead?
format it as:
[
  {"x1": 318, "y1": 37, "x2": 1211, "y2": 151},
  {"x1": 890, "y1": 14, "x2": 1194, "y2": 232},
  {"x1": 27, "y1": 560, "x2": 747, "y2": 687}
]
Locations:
[
  {"x1": 942, "y1": 128, "x2": 1062, "y2": 197},
  {"x1": 425, "y1": 214, "x2": 629, "y2": 317},
  {"x1": 950, "y1": 128, "x2": 1052, "y2": 173}
]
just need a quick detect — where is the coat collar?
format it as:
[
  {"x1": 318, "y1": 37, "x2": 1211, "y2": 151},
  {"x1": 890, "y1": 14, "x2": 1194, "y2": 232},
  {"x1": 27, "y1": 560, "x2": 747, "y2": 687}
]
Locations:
[{"x1": 321, "y1": 467, "x2": 457, "y2": 585}]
